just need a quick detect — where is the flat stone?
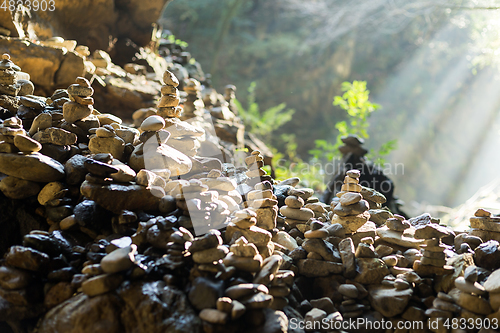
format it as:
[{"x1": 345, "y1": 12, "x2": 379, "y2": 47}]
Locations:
[
  {"x1": 190, "y1": 231, "x2": 223, "y2": 252},
  {"x1": 302, "y1": 238, "x2": 340, "y2": 262},
  {"x1": 376, "y1": 226, "x2": 424, "y2": 249},
  {"x1": 199, "y1": 309, "x2": 228, "y2": 324},
  {"x1": 386, "y1": 218, "x2": 410, "y2": 232},
  {"x1": 332, "y1": 211, "x2": 370, "y2": 234},
  {"x1": 339, "y1": 192, "x2": 362, "y2": 206},
  {"x1": 192, "y1": 245, "x2": 229, "y2": 264},
  {"x1": 140, "y1": 115, "x2": 165, "y2": 132},
  {"x1": 225, "y1": 224, "x2": 272, "y2": 247},
  {"x1": 297, "y1": 259, "x2": 343, "y2": 277},
  {"x1": 414, "y1": 223, "x2": 454, "y2": 240},
  {"x1": 225, "y1": 283, "x2": 269, "y2": 300},
  {"x1": 456, "y1": 291, "x2": 493, "y2": 315},
  {"x1": 240, "y1": 292, "x2": 273, "y2": 309},
  {"x1": 433, "y1": 297, "x2": 461, "y2": 313},
  {"x1": 333, "y1": 200, "x2": 369, "y2": 217},
  {"x1": 420, "y1": 257, "x2": 446, "y2": 267},
  {"x1": 247, "y1": 189, "x2": 273, "y2": 201},
  {"x1": 230, "y1": 241, "x2": 258, "y2": 257},
  {"x1": 470, "y1": 217, "x2": 500, "y2": 233},
  {"x1": 5, "y1": 245, "x2": 50, "y2": 271},
  {"x1": 81, "y1": 274, "x2": 124, "y2": 297},
  {"x1": 0, "y1": 176, "x2": 40, "y2": 199},
  {"x1": 13, "y1": 134, "x2": 42, "y2": 153},
  {"x1": 223, "y1": 253, "x2": 262, "y2": 272},
  {"x1": 368, "y1": 285, "x2": 413, "y2": 317},
  {"x1": 43, "y1": 127, "x2": 77, "y2": 146},
  {"x1": 454, "y1": 276, "x2": 486, "y2": 295},
  {"x1": 80, "y1": 181, "x2": 160, "y2": 214},
  {"x1": 100, "y1": 245, "x2": 137, "y2": 274},
  {"x1": 304, "y1": 308, "x2": 327, "y2": 326},
  {"x1": 279, "y1": 206, "x2": 314, "y2": 221},
  {"x1": 304, "y1": 229, "x2": 329, "y2": 239},
  {"x1": 413, "y1": 260, "x2": 454, "y2": 276}
]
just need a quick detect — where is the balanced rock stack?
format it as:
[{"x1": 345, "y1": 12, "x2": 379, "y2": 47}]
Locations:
[
  {"x1": 200, "y1": 170, "x2": 241, "y2": 213},
  {"x1": 331, "y1": 170, "x2": 370, "y2": 234},
  {"x1": 81, "y1": 244, "x2": 137, "y2": 297},
  {"x1": 376, "y1": 214, "x2": 423, "y2": 251},
  {"x1": 247, "y1": 181, "x2": 278, "y2": 231},
  {"x1": 88, "y1": 124, "x2": 126, "y2": 160},
  {"x1": 129, "y1": 113, "x2": 193, "y2": 177},
  {"x1": 280, "y1": 193, "x2": 314, "y2": 233},
  {"x1": 172, "y1": 179, "x2": 230, "y2": 234},
  {"x1": 190, "y1": 229, "x2": 228, "y2": 269},
  {"x1": 63, "y1": 77, "x2": 94, "y2": 124},
  {"x1": 338, "y1": 283, "x2": 369, "y2": 319},
  {"x1": 182, "y1": 78, "x2": 205, "y2": 120},
  {"x1": 423, "y1": 291, "x2": 460, "y2": 323},
  {"x1": 338, "y1": 135, "x2": 368, "y2": 157},
  {"x1": 245, "y1": 150, "x2": 271, "y2": 186},
  {"x1": 157, "y1": 71, "x2": 205, "y2": 159},
  {"x1": 157, "y1": 70, "x2": 182, "y2": 119},
  {"x1": 469, "y1": 208, "x2": 500, "y2": 242},
  {"x1": 0, "y1": 53, "x2": 33, "y2": 96},
  {"x1": 413, "y1": 224, "x2": 454, "y2": 276},
  {"x1": 226, "y1": 209, "x2": 273, "y2": 259},
  {"x1": 454, "y1": 267, "x2": 491, "y2": 317},
  {"x1": 224, "y1": 234, "x2": 262, "y2": 273}
]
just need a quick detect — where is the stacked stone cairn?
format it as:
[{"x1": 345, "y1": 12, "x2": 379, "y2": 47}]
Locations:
[
  {"x1": 331, "y1": 169, "x2": 370, "y2": 234},
  {"x1": 0, "y1": 53, "x2": 33, "y2": 97},
  {"x1": 469, "y1": 208, "x2": 500, "y2": 243},
  {"x1": 413, "y1": 224, "x2": 454, "y2": 276},
  {"x1": 247, "y1": 181, "x2": 278, "y2": 231},
  {"x1": 245, "y1": 150, "x2": 271, "y2": 187},
  {"x1": 199, "y1": 170, "x2": 241, "y2": 213},
  {"x1": 182, "y1": 78, "x2": 205, "y2": 120},
  {"x1": 280, "y1": 193, "x2": 314, "y2": 235}
]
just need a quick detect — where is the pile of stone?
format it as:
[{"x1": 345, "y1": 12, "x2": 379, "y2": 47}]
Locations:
[
  {"x1": 413, "y1": 224, "x2": 454, "y2": 276},
  {"x1": 469, "y1": 208, "x2": 500, "y2": 242},
  {"x1": 280, "y1": 194, "x2": 314, "y2": 233},
  {"x1": 330, "y1": 170, "x2": 370, "y2": 234},
  {"x1": 245, "y1": 150, "x2": 271, "y2": 186},
  {"x1": 182, "y1": 78, "x2": 205, "y2": 120},
  {"x1": 246, "y1": 181, "x2": 279, "y2": 231},
  {"x1": 0, "y1": 53, "x2": 33, "y2": 97}
]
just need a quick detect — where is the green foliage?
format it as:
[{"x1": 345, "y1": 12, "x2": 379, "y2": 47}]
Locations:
[
  {"x1": 166, "y1": 34, "x2": 189, "y2": 48},
  {"x1": 234, "y1": 82, "x2": 295, "y2": 141},
  {"x1": 310, "y1": 80, "x2": 396, "y2": 164},
  {"x1": 272, "y1": 134, "x2": 326, "y2": 192}
]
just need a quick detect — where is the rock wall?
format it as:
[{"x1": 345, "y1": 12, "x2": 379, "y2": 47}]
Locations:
[{"x1": 0, "y1": 0, "x2": 172, "y2": 51}]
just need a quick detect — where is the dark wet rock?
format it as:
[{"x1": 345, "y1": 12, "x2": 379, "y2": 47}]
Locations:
[
  {"x1": 37, "y1": 293, "x2": 123, "y2": 333},
  {"x1": 5, "y1": 245, "x2": 50, "y2": 271},
  {"x1": 188, "y1": 277, "x2": 224, "y2": 311},
  {"x1": 80, "y1": 181, "x2": 160, "y2": 214},
  {"x1": 475, "y1": 240, "x2": 500, "y2": 270},
  {"x1": 74, "y1": 200, "x2": 113, "y2": 230}
]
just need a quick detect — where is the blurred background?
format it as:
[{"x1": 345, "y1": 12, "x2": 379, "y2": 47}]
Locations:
[{"x1": 160, "y1": 0, "x2": 500, "y2": 222}]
